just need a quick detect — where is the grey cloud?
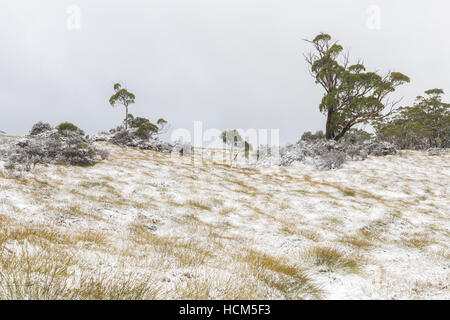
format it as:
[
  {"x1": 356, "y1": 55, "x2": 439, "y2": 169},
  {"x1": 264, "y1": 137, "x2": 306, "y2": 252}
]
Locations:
[{"x1": 1, "y1": 0, "x2": 449, "y2": 144}]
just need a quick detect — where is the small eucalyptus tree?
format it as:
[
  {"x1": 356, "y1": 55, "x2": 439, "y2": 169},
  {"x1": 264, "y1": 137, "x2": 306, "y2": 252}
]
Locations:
[{"x1": 109, "y1": 83, "x2": 136, "y2": 130}]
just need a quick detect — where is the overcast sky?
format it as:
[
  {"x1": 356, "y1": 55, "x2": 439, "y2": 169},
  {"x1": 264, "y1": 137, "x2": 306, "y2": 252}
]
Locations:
[{"x1": 1, "y1": 0, "x2": 449, "y2": 144}]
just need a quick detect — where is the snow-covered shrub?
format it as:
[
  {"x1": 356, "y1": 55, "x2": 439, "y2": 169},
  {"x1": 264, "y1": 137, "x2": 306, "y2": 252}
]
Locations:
[
  {"x1": 427, "y1": 148, "x2": 441, "y2": 156},
  {"x1": 301, "y1": 130, "x2": 325, "y2": 142},
  {"x1": 315, "y1": 151, "x2": 346, "y2": 170},
  {"x1": 5, "y1": 128, "x2": 99, "y2": 172},
  {"x1": 256, "y1": 139, "x2": 396, "y2": 170},
  {"x1": 108, "y1": 129, "x2": 133, "y2": 146},
  {"x1": 94, "y1": 147, "x2": 110, "y2": 160},
  {"x1": 93, "y1": 128, "x2": 173, "y2": 153},
  {"x1": 30, "y1": 122, "x2": 52, "y2": 136},
  {"x1": 172, "y1": 140, "x2": 193, "y2": 156},
  {"x1": 109, "y1": 125, "x2": 124, "y2": 134}
]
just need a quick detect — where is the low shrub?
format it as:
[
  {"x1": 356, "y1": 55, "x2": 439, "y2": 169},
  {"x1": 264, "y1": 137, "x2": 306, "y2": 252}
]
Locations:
[
  {"x1": 128, "y1": 115, "x2": 152, "y2": 129},
  {"x1": 57, "y1": 122, "x2": 84, "y2": 136},
  {"x1": 30, "y1": 122, "x2": 52, "y2": 136},
  {"x1": 136, "y1": 122, "x2": 159, "y2": 138},
  {"x1": 316, "y1": 151, "x2": 346, "y2": 170},
  {"x1": 5, "y1": 123, "x2": 98, "y2": 171}
]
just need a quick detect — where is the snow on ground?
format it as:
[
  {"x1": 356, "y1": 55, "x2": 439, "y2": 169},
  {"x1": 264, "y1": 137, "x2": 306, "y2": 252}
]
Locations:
[{"x1": 0, "y1": 139, "x2": 449, "y2": 299}]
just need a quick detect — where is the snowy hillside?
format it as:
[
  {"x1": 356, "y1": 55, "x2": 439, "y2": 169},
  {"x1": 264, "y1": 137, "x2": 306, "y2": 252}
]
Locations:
[{"x1": 0, "y1": 139, "x2": 449, "y2": 299}]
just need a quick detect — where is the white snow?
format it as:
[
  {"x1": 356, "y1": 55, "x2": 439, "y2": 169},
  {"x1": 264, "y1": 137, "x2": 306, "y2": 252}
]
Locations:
[{"x1": 0, "y1": 140, "x2": 448, "y2": 299}]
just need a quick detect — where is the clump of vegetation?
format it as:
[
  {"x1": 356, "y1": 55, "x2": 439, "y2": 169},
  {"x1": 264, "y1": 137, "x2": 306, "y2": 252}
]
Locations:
[
  {"x1": 127, "y1": 114, "x2": 150, "y2": 129},
  {"x1": 301, "y1": 130, "x2": 325, "y2": 142},
  {"x1": 221, "y1": 129, "x2": 253, "y2": 162},
  {"x1": 302, "y1": 246, "x2": 360, "y2": 273},
  {"x1": 376, "y1": 89, "x2": 450, "y2": 149},
  {"x1": 341, "y1": 129, "x2": 373, "y2": 144},
  {"x1": 243, "y1": 249, "x2": 322, "y2": 299},
  {"x1": 57, "y1": 122, "x2": 85, "y2": 136},
  {"x1": 135, "y1": 120, "x2": 159, "y2": 139},
  {"x1": 29, "y1": 122, "x2": 52, "y2": 136},
  {"x1": 5, "y1": 122, "x2": 101, "y2": 171},
  {"x1": 315, "y1": 150, "x2": 346, "y2": 170}
]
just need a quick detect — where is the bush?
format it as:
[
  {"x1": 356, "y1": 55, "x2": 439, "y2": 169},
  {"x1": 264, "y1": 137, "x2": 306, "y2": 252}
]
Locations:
[
  {"x1": 30, "y1": 122, "x2": 52, "y2": 136},
  {"x1": 315, "y1": 151, "x2": 346, "y2": 170},
  {"x1": 375, "y1": 89, "x2": 450, "y2": 149},
  {"x1": 94, "y1": 147, "x2": 110, "y2": 160},
  {"x1": 301, "y1": 130, "x2": 325, "y2": 142},
  {"x1": 5, "y1": 125, "x2": 98, "y2": 171},
  {"x1": 341, "y1": 129, "x2": 372, "y2": 143},
  {"x1": 136, "y1": 122, "x2": 159, "y2": 138},
  {"x1": 57, "y1": 122, "x2": 84, "y2": 136},
  {"x1": 131, "y1": 117, "x2": 151, "y2": 129}
]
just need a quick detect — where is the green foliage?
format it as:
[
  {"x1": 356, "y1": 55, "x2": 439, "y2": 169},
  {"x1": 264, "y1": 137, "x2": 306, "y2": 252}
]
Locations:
[
  {"x1": 301, "y1": 130, "x2": 325, "y2": 142},
  {"x1": 127, "y1": 114, "x2": 150, "y2": 129},
  {"x1": 221, "y1": 130, "x2": 252, "y2": 150},
  {"x1": 136, "y1": 121, "x2": 159, "y2": 138},
  {"x1": 341, "y1": 129, "x2": 373, "y2": 143},
  {"x1": 221, "y1": 129, "x2": 243, "y2": 147},
  {"x1": 126, "y1": 114, "x2": 167, "y2": 138},
  {"x1": 376, "y1": 89, "x2": 450, "y2": 149},
  {"x1": 30, "y1": 122, "x2": 52, "y2": 136},
  {"x1": 157, "y1": 118, "x2": 167, "y2": 126},
  {"x1": 57, "y1": 122, "x2": 84, "y2": 135},
  {"x1": 109, "y1": 83, "x2": 136, "y2": 129},
  {"x1": 305, "y1": 33, "x2": 410, "y2": 141}
]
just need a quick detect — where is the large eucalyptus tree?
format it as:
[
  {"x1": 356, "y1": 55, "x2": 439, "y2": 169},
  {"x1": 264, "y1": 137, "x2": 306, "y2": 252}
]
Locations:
[{"x1": 305, "y1": 33, "x2": 410, "y2": 140}]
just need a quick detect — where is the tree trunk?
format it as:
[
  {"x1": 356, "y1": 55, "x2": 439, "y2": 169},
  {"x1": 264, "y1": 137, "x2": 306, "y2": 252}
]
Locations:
[
  {"x1": 333, "y1": 125, "x2": 351, "y2": 141},
  {"x1": 125, "y1": 105, "x2": 128, "y2": 130},
  {"x1": 325, "y1": 109, "x2": 334, "y2": 139}
]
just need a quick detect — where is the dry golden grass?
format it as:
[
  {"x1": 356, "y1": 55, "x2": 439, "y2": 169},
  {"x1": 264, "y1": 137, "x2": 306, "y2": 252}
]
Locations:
[
  {"x1": 186, "y1": 200, "x2": 212, "y2": 211},
  {"x1": 2, "y1": 223, "x2": 76, "y2": 247},
  {"x1": 297, "y1": 229, "x2": 323, "y2": 242},
  {"x1": 280, "y1": 225, "x2": 296, "y2": 235},
  {"x1": 1, "y1": 144, "x2": 448, "y2": 299},
  {"x1": 0, "y1": 246, "x2": 161, "y2": 300},
  {"x1": 403, "y1": 234, "x2": 437, "y2": 249},
  {"x1": 339, "y1": 234, "x2": 373, "y2": 249},
  {"x1": 219, "y1": 207, "x2": 234, "y2": 215},
  {"x1": 75, "y1": 230, "x2": 109, "y2": 246},
  {"x1": 342, "y1": 188, "x2": 357, "y2": 197},
  {"x1": 241, "y1": 249, "x2": 321, "y2": 299},
  {"x1": 301, "y1": 246, "x2": 361, "y2": 273}
]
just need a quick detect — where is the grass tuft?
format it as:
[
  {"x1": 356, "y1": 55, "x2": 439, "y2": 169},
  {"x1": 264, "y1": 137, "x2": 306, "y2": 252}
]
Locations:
[{"x1": 302, "y1": 246, "x2": 361, "y2": 273}]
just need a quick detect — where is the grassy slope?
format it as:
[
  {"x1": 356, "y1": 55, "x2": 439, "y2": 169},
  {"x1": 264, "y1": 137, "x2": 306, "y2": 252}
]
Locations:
[{"x1": 0, "y1": 141, "x2": 449, "y2": 299}]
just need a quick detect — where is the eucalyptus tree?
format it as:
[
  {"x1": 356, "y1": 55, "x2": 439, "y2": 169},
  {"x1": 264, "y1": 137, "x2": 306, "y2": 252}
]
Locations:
[
  {"x1": 376, "y1": 89, "x2": 450, "y2": 149},
  {"x1": 304, "y1": 33, "x2": 410, "y2": 141},
  {"x1": 109, "y1": 83, "x2": 136, "y2": 130}
]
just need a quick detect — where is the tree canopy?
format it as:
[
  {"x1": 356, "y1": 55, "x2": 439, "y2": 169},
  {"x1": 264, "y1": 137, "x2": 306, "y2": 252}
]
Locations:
[
  {"x1": 305, "y1": 33, "x2": 410, "y2": 141},
  {"x1": 109, "y1": 83, "x2": 136, "y2": 130},
  {"x1": 376, "y1": 89, "x2": 450, "y2": 149}
]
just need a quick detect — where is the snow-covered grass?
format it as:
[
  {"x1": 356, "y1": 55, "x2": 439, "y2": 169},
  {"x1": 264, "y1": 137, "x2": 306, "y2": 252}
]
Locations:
[{"x1": 0, "y1": 140, "x2": 448, "y2": 299}]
